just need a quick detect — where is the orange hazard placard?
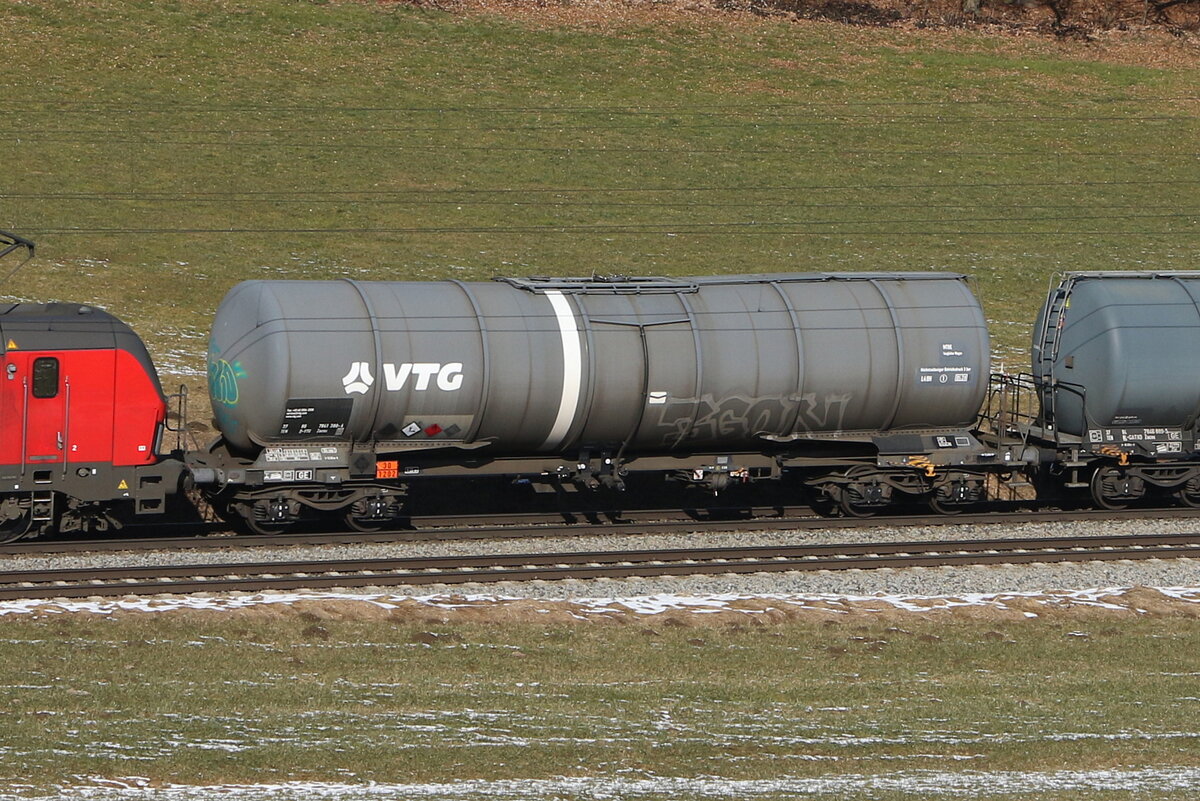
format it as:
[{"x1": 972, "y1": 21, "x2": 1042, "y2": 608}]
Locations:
[{"x1": 376, "y1": 460, "x2": 399, "y2": 479}]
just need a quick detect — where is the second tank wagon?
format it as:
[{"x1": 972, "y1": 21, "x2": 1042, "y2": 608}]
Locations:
[{"x1": 1025, "y1": 272, "x2": 1200, "y2": 508}]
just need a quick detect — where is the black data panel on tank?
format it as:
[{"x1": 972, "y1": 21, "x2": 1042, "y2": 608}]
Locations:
[{"x1": 277, "y1": 398, "x2": 353, "y2": 439}]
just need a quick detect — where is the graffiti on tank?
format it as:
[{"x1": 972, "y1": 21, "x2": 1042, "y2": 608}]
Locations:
[
  {"x1": 792, "y1": 391, "x2": 854, "y2": 433},
  {"x1": 209, "y1": 357, "x2": 247, "y2": 407},
  {"x1": 647, "y1": 391, "x2": 854, "y2": 446}
]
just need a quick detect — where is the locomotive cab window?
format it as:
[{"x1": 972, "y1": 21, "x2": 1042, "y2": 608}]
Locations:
[{"x1": 32, "y1": 357, "x2": 59, "y2": 398}]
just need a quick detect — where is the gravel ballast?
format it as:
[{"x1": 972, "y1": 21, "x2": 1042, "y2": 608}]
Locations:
[{"x1": 2, "y1": 516, "x2": 1199, "y2": 599}]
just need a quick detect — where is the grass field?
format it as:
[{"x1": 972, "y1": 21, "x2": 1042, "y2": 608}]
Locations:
[
  {"x1": 0, "y1": 0, "x2": 1198, "y2": 399},
  {"x1": 1, "y1": 610, "x2": 1199, "y2": 798}
]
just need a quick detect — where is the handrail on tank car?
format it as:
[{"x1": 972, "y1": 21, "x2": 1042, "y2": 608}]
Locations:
[
  {"x1": 495, "y1": 275, "x2": 700, "y2": 295},
  {"x1": 1034, "y1": 375, "x2": 1090, "y2": 450},
  {"x1": 981, "y1": 372, "x2": 1038, "y2": 446},
  {"x1": 163, "y1": 384, "x2": 195, "y2": 455},
  {"x1": 982, "y1": 371, "x2": 1088, "y2": 452}
]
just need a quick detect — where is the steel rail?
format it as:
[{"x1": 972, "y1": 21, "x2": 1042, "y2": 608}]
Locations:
[
  {"x1": 7, "y1": 505, "x2": 1200, "y2": 556},
  {"x1": 1, "y1": 532, "x2": 1198, "y2": 601}
]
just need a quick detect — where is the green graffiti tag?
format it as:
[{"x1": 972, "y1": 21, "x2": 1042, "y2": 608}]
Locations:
[{"x1": 209, "y1": 357, "x2": 247, "y2": 407}]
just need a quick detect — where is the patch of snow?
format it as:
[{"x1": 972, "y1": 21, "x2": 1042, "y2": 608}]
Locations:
[
  {"x1": 1, "y1": 586, "x2": 1198, "y2": 619},
  {"x1": 27, "y1": 766, "x2": 1200, "y2": 800}
]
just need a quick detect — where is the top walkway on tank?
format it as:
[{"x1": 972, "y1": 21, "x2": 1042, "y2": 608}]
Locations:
[
  {"x1": 1057, "y1": 271, "x2": 1200, "y2": 279},
  {"x1": 495, "y1": 272, "x2": 969, "y2": 295}
]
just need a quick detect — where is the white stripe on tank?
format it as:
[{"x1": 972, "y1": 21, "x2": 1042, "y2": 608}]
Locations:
[{"x1": 540, "y1": 290, "x2": 583, "y2": 451}]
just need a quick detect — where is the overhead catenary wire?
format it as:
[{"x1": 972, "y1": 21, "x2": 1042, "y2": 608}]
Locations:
[
  {"x1": 17, "y1": 210, "x2": 1200, "y2": 231},
  {"x1": 3, "y1": 97, "x2": 1199, "y2": 112},
  {"x1": 22, "y1": 227, "x2": 1200, "y2": 237},
  {"x1": 4, "y1": 136, "x2": 1198, "y2": 156},
  {"x1": 1, "y1": 113, "x2": 1197, "y2": 135},
  {"x1": 5, "y1": 177, "x2": 1200, "y2": 197}
]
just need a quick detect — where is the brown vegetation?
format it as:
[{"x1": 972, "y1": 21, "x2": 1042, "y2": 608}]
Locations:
[{"x1": 383, "y1": 0, "x2": 1200, "y2": 36}]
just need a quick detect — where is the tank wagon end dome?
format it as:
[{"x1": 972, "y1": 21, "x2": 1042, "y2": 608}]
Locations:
[{"x1": 1034, "y1": 271, "x2": 1200, "y2": 437}]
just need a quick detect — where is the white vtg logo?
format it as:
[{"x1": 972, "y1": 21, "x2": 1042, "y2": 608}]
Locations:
[
  {"x1": 342, "y1": 362, "x2": 375, "y2": 394},
  {"x1": 342, "y1": 362, "x2": 464, "y2": 396}
]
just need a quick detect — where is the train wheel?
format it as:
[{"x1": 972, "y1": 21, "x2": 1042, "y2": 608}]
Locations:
[
  {"x1": 838, "y1": 493, "x2": 876, "y2": 517},
  {"x1": 0, "y1": 513, "x2": 31, "y2": 543},
  {"x1": 344, "y1": 510, "x2": 391, "y2": 533},
  {"x1": 0, "y1": 495, "x2": 32, "y2": 543},
  {"x1": 808, "y1": 485, "x2": 841, "y2": 517},
  {"x1": 242, "y1": 517, "x2": 289, "y2": 536},
  {"x1": 343, "y1": 496, "x2": 401, "y2": 532},
  {"x1": 811, "y1": 491, "x2": 840, "y2": 515},
  {"x1": 1176, "y1": 477, "x2": 1200, "y2": 508},
  {"x1": 928, "y1": 493, "x2": 965, "y2": 515},
  {"x1": 345, "y1": 515, "x2": 383, "y2": 532},
  {"x1": 238, "y1": 498, "x2": 297, "y2": 535},
  {"x1": 1089, "y1": 467, "x2": 1144, "y2": 510},
  {"x1": 928, "y1": 477, "x2": 980, "y2": 515},
  {"x1": 836, "y1": 485, "x2": 877, "y2": 518},
  {"x1": 836, "y1": 467, "x2": 891, "y2": 517}
]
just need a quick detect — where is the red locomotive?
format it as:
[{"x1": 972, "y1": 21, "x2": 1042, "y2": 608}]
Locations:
[{"x1": 0, "y1": 232, "x2": 184, "y2": 540}]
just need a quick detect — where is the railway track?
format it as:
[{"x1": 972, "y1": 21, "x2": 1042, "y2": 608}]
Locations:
[
  {"x1": 7, "y1": 505, "x2": 1200, "y2": 555},
  {"x1": 2, "y1": 532, "x2": 1198, "y2": 601}
]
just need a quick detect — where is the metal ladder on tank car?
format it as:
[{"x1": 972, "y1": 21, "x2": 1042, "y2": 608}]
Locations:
[{"x1": 1031, "y1": 278, "x2": 1071, "y2": 430}]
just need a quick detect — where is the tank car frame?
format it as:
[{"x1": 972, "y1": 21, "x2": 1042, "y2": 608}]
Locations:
[{"x1": 189, "y1": 426, "x2": 1020, "y2": 532}]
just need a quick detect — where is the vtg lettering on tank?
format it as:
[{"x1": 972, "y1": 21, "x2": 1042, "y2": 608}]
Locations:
[{"x1": 342, "y1": 361, "x2": 464, "y2": 395}]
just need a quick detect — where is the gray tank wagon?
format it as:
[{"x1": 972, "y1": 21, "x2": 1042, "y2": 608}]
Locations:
[
  {"x1": 192, "y1": 273, "x2": 1018, "y2": 531},
  {"x1": 1023, "y1": 272, "x2": 1200, "y2": 509}
]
